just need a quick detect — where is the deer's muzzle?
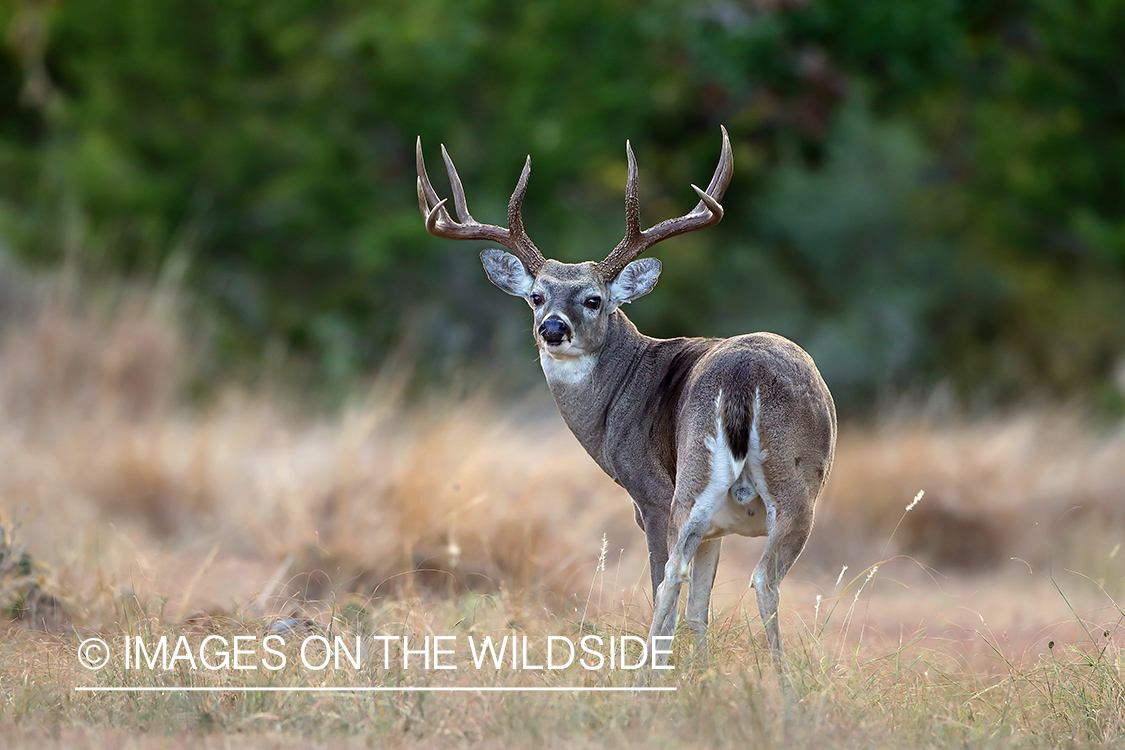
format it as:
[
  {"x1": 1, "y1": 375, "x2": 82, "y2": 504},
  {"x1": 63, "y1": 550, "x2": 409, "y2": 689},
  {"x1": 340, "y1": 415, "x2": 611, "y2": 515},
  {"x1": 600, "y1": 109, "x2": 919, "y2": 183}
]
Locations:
[{"x1": 538, "y1": 317, "x2": 571, "y2": 345}]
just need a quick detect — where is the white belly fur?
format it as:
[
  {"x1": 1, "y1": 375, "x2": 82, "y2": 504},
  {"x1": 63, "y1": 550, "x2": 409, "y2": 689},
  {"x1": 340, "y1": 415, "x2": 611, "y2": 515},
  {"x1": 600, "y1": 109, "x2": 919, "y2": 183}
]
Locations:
[{"x1": 704, "y1": 485, "x2": 769, "y2": 540}]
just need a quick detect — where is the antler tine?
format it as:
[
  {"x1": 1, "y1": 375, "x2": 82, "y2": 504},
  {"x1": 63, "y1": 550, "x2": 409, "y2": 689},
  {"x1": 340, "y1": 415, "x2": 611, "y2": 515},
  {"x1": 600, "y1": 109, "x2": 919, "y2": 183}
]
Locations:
[
  {"x1": 622, "y1": 141, "x2": 641, "y2": 246},
  {"x1": 700, "y1": 124, "x2": 734, "y2": 201},
  {"x1": 416, "y1": 137, "x2": 547, "y2": 273},
  {"x1": 441, "y1": 144, "x2": 473, "y2": 223},
  {"x1": 416, "y1": 136, "x2": 448, "y2": 222},
  {"x1": 503, "y1": 156, "x2": 546, "y2": 273},
  {"x1": 507, "y1": 157, "x2": 531, "y2": 235},
  {"x1": 596, "y1": 126, "x2": 734, "y2": 281}
]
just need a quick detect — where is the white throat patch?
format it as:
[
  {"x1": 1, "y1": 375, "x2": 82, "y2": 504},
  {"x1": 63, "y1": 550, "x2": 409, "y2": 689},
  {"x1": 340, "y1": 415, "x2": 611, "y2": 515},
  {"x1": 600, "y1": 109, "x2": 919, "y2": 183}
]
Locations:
[{"x1": 539, "y1": 350, "x2": 596, "y2": 388}]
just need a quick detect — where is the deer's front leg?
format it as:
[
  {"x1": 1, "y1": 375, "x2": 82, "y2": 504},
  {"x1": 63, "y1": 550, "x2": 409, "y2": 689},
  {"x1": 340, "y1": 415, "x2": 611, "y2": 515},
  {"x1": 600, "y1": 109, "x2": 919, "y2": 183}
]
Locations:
[
  {"x1": 622, "y1": 471, "x2": 674, "y2": 605},
  {"x1": 686, "y1": 537, "x2": 721, "y2": 661},
  {"x1": 641, "y1": 509, "x2": 669, "y2": 603}
]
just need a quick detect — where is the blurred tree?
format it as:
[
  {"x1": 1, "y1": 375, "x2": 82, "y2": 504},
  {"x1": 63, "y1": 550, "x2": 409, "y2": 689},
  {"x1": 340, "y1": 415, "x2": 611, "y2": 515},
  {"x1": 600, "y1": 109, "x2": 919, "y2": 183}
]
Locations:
[
  {"x1": 945, "y1": 0, "x2": 1125, "y2": 401},
  {"x1": 0, "y1": 0, "x2": 1122, "y2": 410}
]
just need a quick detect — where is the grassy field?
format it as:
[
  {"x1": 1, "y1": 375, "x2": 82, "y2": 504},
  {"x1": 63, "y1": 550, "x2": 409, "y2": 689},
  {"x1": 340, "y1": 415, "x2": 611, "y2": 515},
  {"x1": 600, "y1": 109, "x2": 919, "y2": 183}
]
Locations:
[{"x1": 2, "y1": 276, "x2": 1125, "y2": 748}]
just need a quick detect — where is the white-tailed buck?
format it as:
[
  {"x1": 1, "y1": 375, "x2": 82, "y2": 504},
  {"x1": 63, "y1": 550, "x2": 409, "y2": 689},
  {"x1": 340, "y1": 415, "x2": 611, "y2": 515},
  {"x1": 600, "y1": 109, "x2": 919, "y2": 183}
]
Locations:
[{"x1": 416, "y1": 128, "x2": 836, "y2": 669}]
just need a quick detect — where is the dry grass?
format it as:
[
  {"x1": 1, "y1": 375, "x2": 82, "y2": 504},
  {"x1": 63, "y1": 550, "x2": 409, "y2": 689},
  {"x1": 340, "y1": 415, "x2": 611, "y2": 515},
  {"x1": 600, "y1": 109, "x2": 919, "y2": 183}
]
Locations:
[{"x1": 1, "y1": 271, "x2": 1125, "y2": 747}]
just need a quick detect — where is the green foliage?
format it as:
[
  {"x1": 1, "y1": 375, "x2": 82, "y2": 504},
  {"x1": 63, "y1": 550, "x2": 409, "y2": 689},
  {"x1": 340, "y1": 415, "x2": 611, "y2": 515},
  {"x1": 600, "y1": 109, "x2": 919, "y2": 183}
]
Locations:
[{"x1": 1, "y1": 0, "x2": 1123, "y2": 410}]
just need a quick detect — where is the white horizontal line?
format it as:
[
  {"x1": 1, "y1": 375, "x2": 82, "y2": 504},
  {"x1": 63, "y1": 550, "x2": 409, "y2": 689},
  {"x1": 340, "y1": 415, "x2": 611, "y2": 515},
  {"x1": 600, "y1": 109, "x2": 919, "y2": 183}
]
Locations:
[{"x1": 75, "y1": 686, "x2": 675, "y2": 693}]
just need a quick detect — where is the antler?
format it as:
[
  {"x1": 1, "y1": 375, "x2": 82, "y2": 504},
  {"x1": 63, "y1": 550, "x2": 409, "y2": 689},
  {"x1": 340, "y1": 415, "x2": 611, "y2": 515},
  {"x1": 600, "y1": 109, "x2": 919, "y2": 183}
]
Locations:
[
  {"x1": 595, "y1": 126, "x2": 734, "y2": 281},
  {"x1": 416, "y1": 137, "x2": 547, "y2": 275}
]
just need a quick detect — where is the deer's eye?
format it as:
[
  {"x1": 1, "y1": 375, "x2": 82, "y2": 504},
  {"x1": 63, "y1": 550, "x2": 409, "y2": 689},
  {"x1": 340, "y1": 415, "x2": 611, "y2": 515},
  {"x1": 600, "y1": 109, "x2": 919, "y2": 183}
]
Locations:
[
  {"x1": 530, "y1": 293, "x2": 545, "y2": 306},
  {"x1": 584, "y1": 296, "x2": 602, "y2": 311}
]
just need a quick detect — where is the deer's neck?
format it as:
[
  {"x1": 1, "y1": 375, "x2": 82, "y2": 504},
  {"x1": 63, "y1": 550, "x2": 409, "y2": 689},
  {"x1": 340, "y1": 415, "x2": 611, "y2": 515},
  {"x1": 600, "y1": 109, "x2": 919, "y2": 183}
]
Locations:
[{"x1": 539, "y1": 311, "x2": 653, "y2": 475}]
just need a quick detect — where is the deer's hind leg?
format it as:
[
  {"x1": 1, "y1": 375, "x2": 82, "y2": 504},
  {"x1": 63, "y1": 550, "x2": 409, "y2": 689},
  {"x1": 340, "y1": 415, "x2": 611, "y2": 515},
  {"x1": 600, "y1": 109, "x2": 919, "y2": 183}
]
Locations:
[
  {"x1": 649, "y1": 422, "x2": 740, "y2": 665},
  {"x1": 748, "y1": 467, "x2": 815, "y2": 671}
]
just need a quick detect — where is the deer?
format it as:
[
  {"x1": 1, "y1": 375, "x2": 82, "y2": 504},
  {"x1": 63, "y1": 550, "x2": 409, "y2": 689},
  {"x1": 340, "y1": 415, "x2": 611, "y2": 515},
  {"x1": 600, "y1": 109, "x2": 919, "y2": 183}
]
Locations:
[{"x1": 415, "y1": 127, "x2": 836, "y2": 672}]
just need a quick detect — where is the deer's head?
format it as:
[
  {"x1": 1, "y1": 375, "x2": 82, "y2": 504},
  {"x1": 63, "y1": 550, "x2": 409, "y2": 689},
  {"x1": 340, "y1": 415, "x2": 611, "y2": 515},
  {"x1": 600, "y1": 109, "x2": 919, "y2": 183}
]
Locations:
[{"x1": 416, "y1": 128, "x2": 733, "y2": 359}]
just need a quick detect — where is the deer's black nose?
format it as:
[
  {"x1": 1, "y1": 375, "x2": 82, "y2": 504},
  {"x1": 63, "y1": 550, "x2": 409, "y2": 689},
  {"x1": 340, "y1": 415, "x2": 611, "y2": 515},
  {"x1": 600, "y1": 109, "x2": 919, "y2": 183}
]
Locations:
[{"x1": 538, "y1": 317, "x2": 571, "y2": 344}]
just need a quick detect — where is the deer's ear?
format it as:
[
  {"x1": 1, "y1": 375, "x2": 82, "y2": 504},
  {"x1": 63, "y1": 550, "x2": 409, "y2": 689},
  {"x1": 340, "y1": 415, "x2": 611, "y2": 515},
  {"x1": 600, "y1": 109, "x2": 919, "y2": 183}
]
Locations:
[
  {"x1": 607, "y1": 258, "x2": 661, "y2": 309},
  {"x1": 481, "y1": 249, "x2": 535, "y2": 297}
]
